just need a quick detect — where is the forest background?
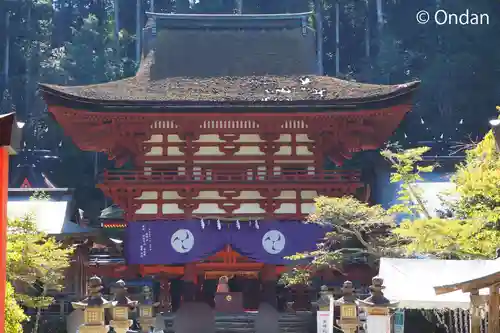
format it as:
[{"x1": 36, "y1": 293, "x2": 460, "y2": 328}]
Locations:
[{"x1": 1, "y1": 0, "x2": 500, "y2": 208}]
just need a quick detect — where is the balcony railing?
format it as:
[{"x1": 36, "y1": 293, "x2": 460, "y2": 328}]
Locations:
[{"x1": 101, "y1": 169, "x2": 361, "y2": 184}]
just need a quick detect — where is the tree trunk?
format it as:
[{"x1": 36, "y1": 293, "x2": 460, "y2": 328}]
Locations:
[
  {"x1": 3, "y1": 11, "x2": 10, "y2": 88},
  {"x1": 235, "y1": 0, "x2": 243, "y2": 13},
  {"x1": 24, "y1": 4, "x2": 32, "y2": 121},
  {"x1": 314, "y1": 0, "x2": 323, "y2": 75},
  {"x1": 376, "y1": 0, "x2": 383, "y2": 29},
  {"x1": 114, "y1": 0, "x2": 120, "y2": 41},
  {"x1": 335, "y1": 0, "x2": 340, "y2": 75},
  {"x1": 31, "y1": 287, "x2": 47, "y2": 333},
  {"x1": 136, "y1": 0, "x2": 141, "y2": 63},
  {"x1": 364, "y1": 0, "x2": 370, "y2": 58}
]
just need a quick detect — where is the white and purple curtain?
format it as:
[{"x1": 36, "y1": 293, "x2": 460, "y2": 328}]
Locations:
[{"x1": 125, "y1": 220, "x2": 328, "y2": 265}]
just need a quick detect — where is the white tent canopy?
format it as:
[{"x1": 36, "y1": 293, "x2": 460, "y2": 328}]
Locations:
[
  {"x1": 379, "y1": 258, "x2": 500, "y2": 309},
  {"x1": 7, "y1": 200, "x2": 94, "y2": 235}
]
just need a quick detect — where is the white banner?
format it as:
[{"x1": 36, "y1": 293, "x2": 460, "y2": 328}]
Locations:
[
  {"x1": 317, "y1": 311, "x2": 330, "y2": 333},
  {"x1": 366, "y1": 315, "x2": 391, "y2": 333}
]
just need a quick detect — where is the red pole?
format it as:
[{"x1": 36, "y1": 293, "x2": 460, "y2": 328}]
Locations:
[{"x1": 0, "y1": 147, "x2": 8, "y2": 333}]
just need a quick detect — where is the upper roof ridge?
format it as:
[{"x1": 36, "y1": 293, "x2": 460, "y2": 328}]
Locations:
[{"x1": 145, "y1": 12, "x2": 313, "y2": 20}]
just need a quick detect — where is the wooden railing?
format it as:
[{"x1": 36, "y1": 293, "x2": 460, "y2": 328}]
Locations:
[{"x1": 102, "y1": 169, "x2": 361, "y2": 183}]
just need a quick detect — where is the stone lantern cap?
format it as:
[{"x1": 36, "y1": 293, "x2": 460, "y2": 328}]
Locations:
[
  {"x1": 336, "y1": 280, "x2": 358, "y2": 304},
  {"x1": 316, "y1": 285, "x2": 332, "y2": 308},
  {"x1": 140, "y1": 285, "x2": 160, "y2": 307},
  {"x1": 72, "y1": 276, "x2": 114, "y2": 309},
  {"x1": 357, "y1": 277, "x2": 399, "y2": 308},
  {"x1": 112, "y1": 280, "x2": 138, "y2": 308},
  {"x1": 319, "y1": 285, "x2": 329, "y2": 294}
]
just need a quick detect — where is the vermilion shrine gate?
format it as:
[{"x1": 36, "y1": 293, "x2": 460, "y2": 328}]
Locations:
[{"x1": 39, "y1": 12, "x2": 419, "y2": 314}]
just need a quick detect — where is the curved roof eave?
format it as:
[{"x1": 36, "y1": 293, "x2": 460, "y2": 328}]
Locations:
[{"x1": 38, "y1": 81, "x2": 420, "y2": 112}]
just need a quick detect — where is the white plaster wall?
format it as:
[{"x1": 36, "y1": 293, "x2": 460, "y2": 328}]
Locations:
[
  {"x1": 133, "y1": 190, "x2": 320, "y2": 216},
  {"x1": 162, "y1": 204, "x2": 184, "y2": 214},
  {"x1": 135, "y1": 133, "x2": 320, "y2": 217},
  {"x1": 301, "y1": 203, "x2": 316, "y2": 215},
  {"x1": 142, "y1": 133, "x2": 314, "y2": 161}
]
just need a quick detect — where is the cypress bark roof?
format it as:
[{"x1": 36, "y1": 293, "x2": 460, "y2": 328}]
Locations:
[
  {"x1": 40, "y1": 72, "x2": 419, "y2": 106},
  {"x1": 39, "y1": 13, "x2": 420, "y2": 108}
]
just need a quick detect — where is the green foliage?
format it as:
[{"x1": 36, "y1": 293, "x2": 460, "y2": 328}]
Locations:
[
  {"x1": 453, "y1": 130, "x2": 500, "y2": 222},
  {"x1": 381, "y1": 146, "x2": 435, "y2": 217},
  {"x1": 384, "y1": 137, "x2": 500, "y2": 259},
  {"x1": 396, "y1": 218, "x2": 494, "y2": 259},
  {"x1": 8, "y1": 213, "x2": 74, "y2": 308},
  {"x1": 42, "y1": 14, "x2": 134, "y2": 85},
  {"x1": 280, "y1": 196, "x2": 398, "y2": 286},
  {"x1": 30, "y1": 190, "x2": 50, "y2": 201},
  {"x1": 280, "y1": 267, "x2": 311, "y2": 287},
  {"x1": 6, "y1": 192, "x2": 74, "y2": 333},
  {"x1": 5, "y1": 282, "x2": 28, "y2": 333}
]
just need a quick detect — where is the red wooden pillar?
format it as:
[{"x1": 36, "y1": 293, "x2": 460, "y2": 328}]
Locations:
[
  {"x1": 0, "y1": 112, "x2": 21, "y2": 333},
  {"x1": 182, "y1": 263, "x2": 198, "y2": 302},
  {"x1": 0, "y1": 147, "x2": 8, "y2": 333},
  {"x1": 158, "y1": 273, "x2": 171, "y2": 313},
  {"x1": 260, "y1": 264, "x2": 277, "y2": 308}
]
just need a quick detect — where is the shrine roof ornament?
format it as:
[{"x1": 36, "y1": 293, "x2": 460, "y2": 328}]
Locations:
[
  {"x1": 9, "y1": 162, "x2": 56, "y2": 188},
  {"x1": 147, "y1": 12, "x2": 314, "y2": 28}
]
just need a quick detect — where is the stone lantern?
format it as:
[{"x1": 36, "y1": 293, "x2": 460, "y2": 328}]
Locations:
[
  {"x1": 137, "y1": 285, "x2": 160, "y2": 333},
  {"x1": 357, "y1": 277, "x2": 398, "y2": 333},
  {"x1": 316, "y1": 285, "x2": 332, "y2": 311},
  {"x1": 71, "y1": 276, "x2": 113, "y2": 333},
  {"x1": 109, "y1": 280, "x2": 138, "y2": 333},
  {"x1": 335, "y1": 281, "x2": 359, "y2": 333},
  {"x1": 314, "y1": 285, "x2": 334, "y2": 333}
]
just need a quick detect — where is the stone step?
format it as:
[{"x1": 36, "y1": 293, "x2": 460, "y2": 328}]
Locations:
[{"x1": 158, "y1": 312, "x2": 313, "y2": 333}]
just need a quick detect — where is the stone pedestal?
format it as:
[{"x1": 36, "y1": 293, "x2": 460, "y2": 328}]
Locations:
[
  {"x1": 138, "y1": 317, "x2": 155, "y2": 333},
  {"x1": 365, "y1": 308, "x2": 391, "y2": 333},
  {"x1": 357, "y1": 277, "x2": 398, "y2": 333},
  {"x1": 109, "y1": 319, "x2": 133, "y2": 333},
  {"x1": 77, "y1": 326, "x2": 109, "y2": 333}
]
